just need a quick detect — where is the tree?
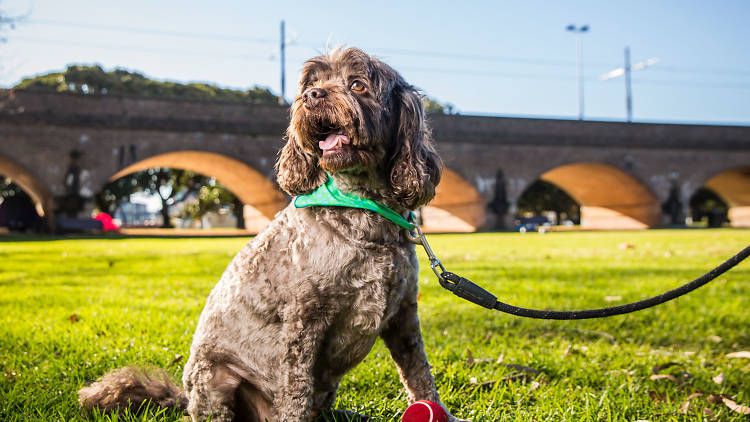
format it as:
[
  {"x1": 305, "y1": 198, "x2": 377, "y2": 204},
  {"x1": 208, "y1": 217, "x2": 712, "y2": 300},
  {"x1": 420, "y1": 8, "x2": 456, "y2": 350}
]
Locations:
[
  {"x1": 0, "y1": 176, "x2": 41, "y2": 230},
  {"x1": 95, "y1": 176, "x2": 140, "y2": 217},
  {"x1": 517, "y1": 180, "x2": 580, "y2": 224},
  {"x1": 423, "y1": 97, "x2": 456, "y2": 114},
  {"x1": 0, "y1": 176, "x2": 23, "y2": 199},
  {"x1": 97, "y1": 168, "x2": 201, "y2": 228},
  {"x1": 97, "y1": 169, "x2": 244, "y2": 229},
  {"x1": 179, "y1": 182, "x2": 242, "y2": 227},
  {"x1": 113, "y1": 168, "x2": 205, "y2": 228},
  {"x1": 13, "y1": 65, "x2": 279, "y2": 104},
  {"x1": 689, "y1": 187, "x2": 728, "y2": 227}
]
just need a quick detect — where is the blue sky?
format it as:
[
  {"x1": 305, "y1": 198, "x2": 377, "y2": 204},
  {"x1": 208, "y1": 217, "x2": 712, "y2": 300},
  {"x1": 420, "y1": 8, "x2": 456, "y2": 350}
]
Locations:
[{"x1": 1, "y1": 0, "x2": 749, "y2": 124}]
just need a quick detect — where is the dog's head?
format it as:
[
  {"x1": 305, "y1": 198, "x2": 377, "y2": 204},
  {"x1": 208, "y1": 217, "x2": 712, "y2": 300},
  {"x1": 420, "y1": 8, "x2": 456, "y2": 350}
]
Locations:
[{"x1": 275, "y1": 47, "x2": 442, "y2": 210}]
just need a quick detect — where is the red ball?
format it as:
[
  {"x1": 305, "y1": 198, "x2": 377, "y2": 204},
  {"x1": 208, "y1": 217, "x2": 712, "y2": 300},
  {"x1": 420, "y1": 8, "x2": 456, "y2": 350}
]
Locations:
[{"x1": 401, "y1": 400, "x2": 449, "y2": 422}]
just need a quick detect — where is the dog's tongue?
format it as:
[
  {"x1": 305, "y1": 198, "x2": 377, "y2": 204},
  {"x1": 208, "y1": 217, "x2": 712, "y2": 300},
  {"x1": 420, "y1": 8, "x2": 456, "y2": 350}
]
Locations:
[{"x1": 319, "y1": 133, "x2": 350, "y2": 152}]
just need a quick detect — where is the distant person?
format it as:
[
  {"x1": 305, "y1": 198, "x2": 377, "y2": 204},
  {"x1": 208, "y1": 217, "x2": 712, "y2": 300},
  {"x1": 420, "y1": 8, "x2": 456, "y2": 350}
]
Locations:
[{"x1": 94, "y1": 212, "x2": 120, "y2": 231}]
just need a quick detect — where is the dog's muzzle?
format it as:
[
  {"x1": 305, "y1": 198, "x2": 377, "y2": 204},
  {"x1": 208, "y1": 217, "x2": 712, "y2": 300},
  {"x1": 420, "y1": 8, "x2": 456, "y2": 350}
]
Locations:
[{"x1": 304, "y1": 88, "x2": 327, "y2": 109}]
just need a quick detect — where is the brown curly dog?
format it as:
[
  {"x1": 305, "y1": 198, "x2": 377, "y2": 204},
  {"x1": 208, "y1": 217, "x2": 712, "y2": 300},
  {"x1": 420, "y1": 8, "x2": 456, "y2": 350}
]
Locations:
[{"x1": 78, "y1": 47, "x2": 460, "y2": 422}]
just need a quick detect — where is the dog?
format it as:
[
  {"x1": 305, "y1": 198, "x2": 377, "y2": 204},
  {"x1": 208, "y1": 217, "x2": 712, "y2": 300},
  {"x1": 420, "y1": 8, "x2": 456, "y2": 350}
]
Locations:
[{"x1": 79, "y1": 47, "x2": 456, "y2": 422}]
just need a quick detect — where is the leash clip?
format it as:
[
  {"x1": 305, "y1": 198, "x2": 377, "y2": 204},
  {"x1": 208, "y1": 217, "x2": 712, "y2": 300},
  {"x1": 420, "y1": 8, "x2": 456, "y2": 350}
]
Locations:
[
  {"x1": 405, "y1": 213, "x2": 497, "y2": 309},
  {"x1": 405, "y1": 215, "x2": 447, "y2": 282},
  {"x1": 440, "y1": 272, "x2": 498, "y2": 309}
]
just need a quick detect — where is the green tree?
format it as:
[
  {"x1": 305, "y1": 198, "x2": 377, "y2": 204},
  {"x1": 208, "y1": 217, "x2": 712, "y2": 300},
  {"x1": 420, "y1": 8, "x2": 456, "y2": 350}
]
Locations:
[
  {"x1": 95, "y1": 176, "x2": 139, "y2": 217},
  {"x1": 0, "y1": 176, "x2": 41, "y2": 230},
  {"x1": 689, "y1": 187, "x2": 728, "y2": 227},
  {"x1": 97, "y1": 169, "x2": 204, "y2": 228},
  {"x1": 423, "y1": 97, "x2": 456, "y2": 114},
  {"x1": 179, "y1": 182, "x2": 243, "y2": 228},
  {"x1": 14, "y1": 65, "x2": 279, "y2": 104},
  {"x1": 517, "y1": 180, "x2": 580, "y2": 224},
  {"x1": 97, "y1": 169, "x2": 244, "y2": 229},
  {"x1": 142, "y1": 168, "x2": 202, "y2": 228},
  {"x1": 0, "y1": 176, "x2": 23, "y2": 199}
]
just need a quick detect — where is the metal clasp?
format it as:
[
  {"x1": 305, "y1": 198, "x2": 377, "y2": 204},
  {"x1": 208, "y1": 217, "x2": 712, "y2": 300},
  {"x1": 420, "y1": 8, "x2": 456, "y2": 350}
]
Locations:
[{"x1": 405, "y1": 215, "x2": 447, "y2": 282}]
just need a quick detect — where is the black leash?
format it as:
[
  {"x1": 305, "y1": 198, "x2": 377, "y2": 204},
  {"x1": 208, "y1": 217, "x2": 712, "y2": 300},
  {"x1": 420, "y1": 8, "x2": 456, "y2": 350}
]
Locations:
[{"x1": 406, "y1": 224, "x2": 750, "y2": 320}]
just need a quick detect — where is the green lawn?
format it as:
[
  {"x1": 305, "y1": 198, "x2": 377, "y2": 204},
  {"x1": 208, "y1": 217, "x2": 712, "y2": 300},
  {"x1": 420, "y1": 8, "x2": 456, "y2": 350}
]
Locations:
[{"x1": 1, "y1": 230, "x2": 748, "y2": 421}]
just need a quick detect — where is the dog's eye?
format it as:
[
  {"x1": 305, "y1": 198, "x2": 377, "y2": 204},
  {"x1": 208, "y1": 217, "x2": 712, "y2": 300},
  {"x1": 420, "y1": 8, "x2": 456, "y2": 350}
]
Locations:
[{"x1": 350, "y1": 80, "x2": 367, "y2": 93}]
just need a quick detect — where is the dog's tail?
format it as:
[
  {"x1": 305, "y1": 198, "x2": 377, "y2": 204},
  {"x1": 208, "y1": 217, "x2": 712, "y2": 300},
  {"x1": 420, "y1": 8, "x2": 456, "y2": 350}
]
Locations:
[{"x1": 78, "y1": 366, "x2": 187, "y2": 413}]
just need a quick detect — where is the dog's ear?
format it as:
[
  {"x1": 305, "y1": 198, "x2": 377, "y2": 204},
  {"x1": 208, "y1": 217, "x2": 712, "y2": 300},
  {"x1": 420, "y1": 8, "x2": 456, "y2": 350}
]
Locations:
[
  {"x1": 388, "y1": 85, "x2": 442, "y2": 209},
  {"x1": 275, "y1": 133, "x2": 325, "y2": 196}
]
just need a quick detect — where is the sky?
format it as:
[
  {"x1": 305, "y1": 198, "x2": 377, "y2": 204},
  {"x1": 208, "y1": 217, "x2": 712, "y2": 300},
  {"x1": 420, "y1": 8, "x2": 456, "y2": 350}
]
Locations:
[{"x1": 1, "y1": 0, "x2": 749, "y2": 125}]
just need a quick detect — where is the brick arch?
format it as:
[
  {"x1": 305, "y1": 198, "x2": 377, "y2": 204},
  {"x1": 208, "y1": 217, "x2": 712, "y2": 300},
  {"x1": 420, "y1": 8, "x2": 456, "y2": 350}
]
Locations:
[
  {"x1": 422, "y1": 168, "x2": 486, "y2": 232},
  {"x1": 109, "y1": 151, "x2": 288, "y2": 232},
  {"x1": 0, "y1": 155, "x2": 53, "y2": 218},
  {"x1": 702, "y1": 165, "x2": 750, "y2": 227},
  {"x1": 535, "y1": 162, "x2": 661, "y2": 229}
]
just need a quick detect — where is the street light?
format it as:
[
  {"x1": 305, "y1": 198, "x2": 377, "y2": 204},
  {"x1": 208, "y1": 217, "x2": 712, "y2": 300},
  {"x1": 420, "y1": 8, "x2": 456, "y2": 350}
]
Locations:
[
  {"x1": 277, "y1": 21, "x2": 298, "y2": 105},
  {"x1": 600, "y1": 47, "x2": 659, "y2": 122},
  {"x1": 566, "y1": 24, "x2": 589, "y2": 120}
]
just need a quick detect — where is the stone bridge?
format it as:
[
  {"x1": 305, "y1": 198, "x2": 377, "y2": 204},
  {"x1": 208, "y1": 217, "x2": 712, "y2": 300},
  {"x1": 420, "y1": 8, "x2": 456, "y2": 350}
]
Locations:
[{"x1": 1, "y1": 90, "x2": 748, "y2": 232}]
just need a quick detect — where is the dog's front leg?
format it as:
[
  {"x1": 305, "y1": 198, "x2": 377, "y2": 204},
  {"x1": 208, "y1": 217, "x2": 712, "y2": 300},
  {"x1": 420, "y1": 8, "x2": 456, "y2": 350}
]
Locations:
[
  {"x1": 382, "y1": 298, "x2": 468, "y2": 421},
  {"x1": 274, "y1": 300, "x2": 331, "y2": 422},
  {"x1": 381, "y1": 297, "x2": 444, "y2": 405}
]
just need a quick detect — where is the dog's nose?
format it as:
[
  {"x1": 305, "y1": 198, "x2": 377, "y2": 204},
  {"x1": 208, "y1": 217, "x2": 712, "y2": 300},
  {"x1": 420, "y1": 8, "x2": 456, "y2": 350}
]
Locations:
[{"x1": 304, "y1": 88, "x2": 327, "y2": 107}]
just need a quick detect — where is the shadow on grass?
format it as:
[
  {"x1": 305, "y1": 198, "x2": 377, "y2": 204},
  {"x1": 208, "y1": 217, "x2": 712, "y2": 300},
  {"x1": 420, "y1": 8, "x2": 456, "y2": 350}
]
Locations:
[{"x1": 83, "y1": 404, "x2": 371, "y2": 422}]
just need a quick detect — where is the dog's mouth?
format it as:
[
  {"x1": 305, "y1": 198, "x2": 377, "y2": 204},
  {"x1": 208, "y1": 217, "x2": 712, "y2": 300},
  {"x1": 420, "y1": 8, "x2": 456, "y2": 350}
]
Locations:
[
  {"x1": 319, "y1": 130, "x2": 352, "y2": 157},
  {"x1": 297, "y1": 112, "x2": 378, "y2": 172}
]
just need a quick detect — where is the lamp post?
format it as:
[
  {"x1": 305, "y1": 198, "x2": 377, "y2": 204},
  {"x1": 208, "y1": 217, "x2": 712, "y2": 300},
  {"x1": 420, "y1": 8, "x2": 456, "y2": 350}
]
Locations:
[
  {"x1": 277, "y1": 20, "x2": 299, "y2": 105},
  {"x1": 278, "y1": 20, "x2": 286, "y2": 105},
  {"x1": 566, "y1": 24, "x2": 589, "y2": 120},
  {"x1": 600, "y1": 48, "x2": 659, "y2": 122}
]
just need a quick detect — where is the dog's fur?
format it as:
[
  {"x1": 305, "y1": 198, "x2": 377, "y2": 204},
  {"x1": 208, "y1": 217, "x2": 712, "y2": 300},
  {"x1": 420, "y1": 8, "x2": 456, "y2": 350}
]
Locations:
[{"x1": 78, "y1": 47, "x2": 452, "y2": 421}]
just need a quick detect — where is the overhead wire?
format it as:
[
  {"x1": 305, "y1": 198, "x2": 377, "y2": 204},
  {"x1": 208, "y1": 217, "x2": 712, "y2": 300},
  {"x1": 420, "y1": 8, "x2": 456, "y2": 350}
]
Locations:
[
  {"x1": 30, "y1": 18, "x2": 276, "y2": 44},
  {"x1": 3, "y1": 19, "x2": 745, "y2": 94},
  {"x1": 11, "y1": 35, "x2": 750, "y2": 91},
  {"x1": 27, "y1": 19, "x2": 750, "y2": 77},
  {"x1": 11, "y1": 35, "x2": 271, "y2": 61}
]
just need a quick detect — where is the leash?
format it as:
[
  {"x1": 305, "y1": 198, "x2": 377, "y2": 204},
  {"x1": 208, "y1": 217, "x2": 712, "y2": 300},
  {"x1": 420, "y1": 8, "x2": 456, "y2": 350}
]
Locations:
[
  {"x1": 294, "y1": 177, "x2": 748, "y2": 320},
  {"x1": 405, "y1": 223, "x2": 750, "y2": 320}
]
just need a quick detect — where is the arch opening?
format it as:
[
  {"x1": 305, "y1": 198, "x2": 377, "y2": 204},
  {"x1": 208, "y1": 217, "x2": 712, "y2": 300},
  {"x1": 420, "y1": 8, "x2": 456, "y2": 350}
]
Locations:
[
  {"x1": 539, "y1": 163, "x2": 660, "y2": 229},
  {"x1": 0, "y1": 176, "x2": 44, "y2": 231},
  {"x1": 688, "y1": 187, "x2": 729, "y2": 228},
  {"x1": 107, "y1": 151, "x2": 287, "y2": 233},
  {"x1": 516, "y1": 179, "x2": 580, "y2": 227},
  {"x1": 702, "y1": 165, "x2": 750, "y2": 228},
  {"x1": 0, "y1": 156, "x2": 52, "y2": 222},
  {"x1": 422, "y1": 168, "x2": 486, "y2": 233}
]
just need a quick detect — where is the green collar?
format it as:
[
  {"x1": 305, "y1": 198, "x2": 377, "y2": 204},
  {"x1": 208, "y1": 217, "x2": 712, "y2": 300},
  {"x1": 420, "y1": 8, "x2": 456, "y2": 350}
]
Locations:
[{"x1": 294, "y1": 174, "x2": 415, "y2": 230}]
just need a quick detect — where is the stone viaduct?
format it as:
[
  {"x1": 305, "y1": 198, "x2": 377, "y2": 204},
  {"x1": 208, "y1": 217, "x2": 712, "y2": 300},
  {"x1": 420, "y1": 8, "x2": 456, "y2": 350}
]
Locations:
[{"x1": 1, "y1": 89, "x2": 748, "y2": 232}]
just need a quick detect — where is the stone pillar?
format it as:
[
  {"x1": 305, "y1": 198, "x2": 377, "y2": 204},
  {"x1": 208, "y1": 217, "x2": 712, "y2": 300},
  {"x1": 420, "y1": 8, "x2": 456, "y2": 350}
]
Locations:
[
  {"x1": 54, "y1": 150, "x2": 89, "y2": 218},
  {"x1": 729, "y1": 206, "x2": 750, "y2": 228},
  {"x1": 660, "y1": 173, "x2": 683, "y2": 226}
]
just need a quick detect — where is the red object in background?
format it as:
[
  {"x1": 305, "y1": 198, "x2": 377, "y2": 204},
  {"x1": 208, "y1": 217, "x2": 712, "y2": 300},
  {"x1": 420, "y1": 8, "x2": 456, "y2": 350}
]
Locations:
[
  {"x1": 401, "y1": 400, "x2": 449, "y2": 422},
  {"x1": 94, "y1": 212, "x2": 120, "y2": 231}
]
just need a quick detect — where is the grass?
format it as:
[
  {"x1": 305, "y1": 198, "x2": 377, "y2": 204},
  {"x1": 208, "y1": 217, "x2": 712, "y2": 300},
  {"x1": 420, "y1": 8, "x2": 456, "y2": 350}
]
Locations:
[{"x1": 0, "y1": 229, "x2": 748, "y2": 421}]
